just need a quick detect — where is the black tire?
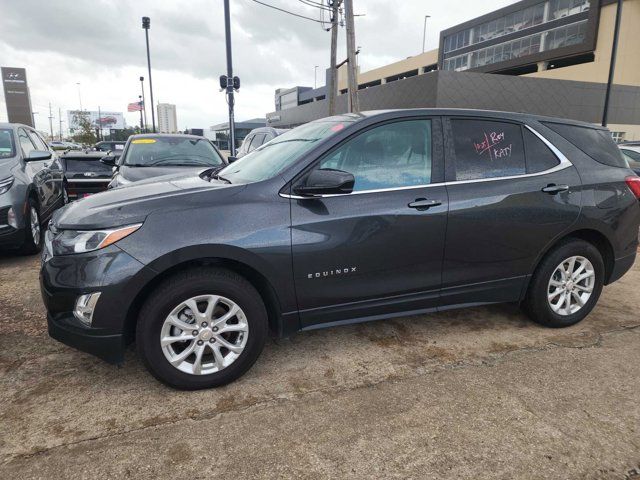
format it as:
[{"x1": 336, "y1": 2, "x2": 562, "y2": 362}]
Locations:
[
  {"x1": 523, "y1": 238, "x2": 604, "y2": 328},
  {"x1": 19, "y1": 197, "x2": 43, "y2": 255},
  {"x1": 136, "y1": 267, "x2": 268, "y2": 390}
]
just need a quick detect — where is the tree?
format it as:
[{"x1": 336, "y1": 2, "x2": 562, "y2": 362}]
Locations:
[{"x1": 71, "y1": 112, "x2": 97, "y2": 145}]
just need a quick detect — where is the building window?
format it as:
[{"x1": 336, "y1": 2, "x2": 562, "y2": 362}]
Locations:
[
  {"x1": 611, "y1": 132, "x2": 625, "y2": 144},
  {"x1": 444, "y1": 20, "x2": 586, "y2": 72},
  {"x1": 443, "y1": 0, "x2": 590, "y2": 55}
]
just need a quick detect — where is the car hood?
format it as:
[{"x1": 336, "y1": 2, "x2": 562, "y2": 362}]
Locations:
[
  {"x1": 118, "y1": 165, "x2": 210, "y2": 183},
  {"x1": 0, "y1": 156, "x2": 18, "y2": 178},
  {"x1": 53, "y1": 171, "x2": 243, "y2": 230}
]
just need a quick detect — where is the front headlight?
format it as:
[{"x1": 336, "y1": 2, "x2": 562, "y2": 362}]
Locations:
[
  {"x1": 0, "y1": 175, "x2": 14, "y2": 194},
  {"x1": 51, "y1": 223, "x2": 142, "y2": 255}
]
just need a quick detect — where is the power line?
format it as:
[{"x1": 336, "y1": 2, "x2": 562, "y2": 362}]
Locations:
[
  {"x1": 298, "y1": 0, "x2": 332, "y2": 12},
  {"x1": 249, "y1": 0, "x2": 326, "y2": 23}
]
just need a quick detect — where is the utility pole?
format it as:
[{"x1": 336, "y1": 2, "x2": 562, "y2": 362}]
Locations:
[
  {"x1": 140, "y1": 76, "x2": 148, "y2": 132},
  {"x1": 142, "y1": 17, "x2": 156, "y2": 132},
  {"x1": 97, "y1": 105, "x2": 102, "y2": 141},
  {"x1": 328, "y1": 0, "x2": 340, "y2": 116},
  {"x1": 58, "y1": 107, "x2": 64, "y2": 141},
  {"x1": 223, "y1": 0, "x2": 237, "y2": 156},
  {"x1": 48, "y1": 103, "x2": 54, "y2": 139},
  {"x1": 344, "y1": 0, "x2": 359, "y2": 113},
  {"x1": 602, "y1": 0, "x2": 623, "y2": 127},
  {"x1": 422, "y1": 15, "x2": 430, "y2": 53}
]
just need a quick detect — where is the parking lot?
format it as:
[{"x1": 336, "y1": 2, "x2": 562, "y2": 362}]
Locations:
[{"x1": 0, "y1": 251, "x2": 639, "y2": 479}]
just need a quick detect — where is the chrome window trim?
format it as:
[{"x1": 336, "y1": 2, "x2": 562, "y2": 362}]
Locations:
[{"x1": 280, "y1": 123, "x2": 572, "y2": 199}]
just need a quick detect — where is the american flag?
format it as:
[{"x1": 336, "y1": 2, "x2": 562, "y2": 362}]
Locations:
[{"x1": 128, "y1": 101, "x2": 143, "y2": 112}]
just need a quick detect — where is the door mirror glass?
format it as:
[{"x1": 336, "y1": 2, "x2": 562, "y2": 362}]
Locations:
[
  {"x1": 294, "y1": 168, "x2": 355, "y2": 196},
  {"x1": 27, "y1": 150, "x2": 52, "y2": 161},
  {"x1": 100, "y1": 155, "x2": 116, "y2": 166}
]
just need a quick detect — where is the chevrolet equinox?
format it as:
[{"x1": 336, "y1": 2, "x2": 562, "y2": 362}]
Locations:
[{"x1": 40, "y1": 110, "x2": 640, "y2": 389}]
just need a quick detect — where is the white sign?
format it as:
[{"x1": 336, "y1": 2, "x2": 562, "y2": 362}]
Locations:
[{"x1": 67, "y1": 110, "x2": 126, "y2": 131}]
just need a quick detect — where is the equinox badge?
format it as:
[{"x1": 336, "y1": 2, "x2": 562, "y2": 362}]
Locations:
[{"x1": 307, "y1": 267, "x2": 357, "y2": 279}]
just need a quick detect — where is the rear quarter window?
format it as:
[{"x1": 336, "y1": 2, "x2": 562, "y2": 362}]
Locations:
[{"x1": 542, "y1": 122, "x2": 627, "y2": 168}]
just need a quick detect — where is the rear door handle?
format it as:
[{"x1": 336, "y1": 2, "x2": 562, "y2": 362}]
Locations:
[
  {"x1": 541, "y1": 184, "x2": 569, "y2": 194},
  {"x1": 408, "y1": 198, "x2": 442, "y2": 210}
]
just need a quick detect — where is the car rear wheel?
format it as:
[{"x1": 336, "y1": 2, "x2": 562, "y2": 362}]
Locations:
[
  {"x1": 19, "y1": 198, "x2": 43, "y2": 255},
  {"x1": 136, "y1": 267, "x2": 268, "y2": 389},
  {"x1": 523, "y1": 239, "x2": 604, "y2": 328}
]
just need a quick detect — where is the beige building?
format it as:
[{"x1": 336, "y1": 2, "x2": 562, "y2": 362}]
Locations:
[{"x1": 157, "y1": 103, "x2": 178, "y2": 133}]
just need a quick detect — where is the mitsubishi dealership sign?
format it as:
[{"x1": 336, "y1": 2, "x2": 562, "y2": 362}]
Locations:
[{"x1": 2, "y1": 67, "x2": 34, "y2": 127}]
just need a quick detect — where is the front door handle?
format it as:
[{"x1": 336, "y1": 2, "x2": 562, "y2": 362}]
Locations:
[
  {"x1": 408, "y1": 198, "x2": 442, "y2": 210},
  {"x1": 541, "y1": 184, "x2": 569, "y2": 194}
]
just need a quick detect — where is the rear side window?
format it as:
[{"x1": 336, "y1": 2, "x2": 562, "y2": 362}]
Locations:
[
  {"x1": 523, "y1": 129, "x2": 560, "y2": 173},
  {"x1": 451, "y1": 119, "x2": 525, "y2": 180},
  {"x1": 542, "y1": 122, "x2": 627, "y2": 168}
]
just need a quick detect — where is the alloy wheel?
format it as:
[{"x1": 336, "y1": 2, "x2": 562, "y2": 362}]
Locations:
[
  {"x1": 547, "y1": 255, "x2": 595, "y2": 316},
  {"x1": 160, "y1": 295, "x2": 249, "y2": 375},
  {"x1": 30, "y1": 207, "x2": 40, "y2": 245}
]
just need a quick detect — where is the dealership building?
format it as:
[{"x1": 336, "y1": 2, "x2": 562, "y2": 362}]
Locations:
[{"x1": 267, "y1": 0, "x2": 640, "y2": 142}]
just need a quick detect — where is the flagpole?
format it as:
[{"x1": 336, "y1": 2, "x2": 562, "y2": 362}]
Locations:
[{"x1": 138, "y1": 96, "x2": 144, "y2": 133}]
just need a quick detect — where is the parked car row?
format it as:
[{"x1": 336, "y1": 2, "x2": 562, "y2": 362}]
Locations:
[
  {"x1": 38, "y1": 109, "x2": 640, "y2": 390},
  {"x1": 0, "y1": 123, "x2": 65, "y2": 253}
]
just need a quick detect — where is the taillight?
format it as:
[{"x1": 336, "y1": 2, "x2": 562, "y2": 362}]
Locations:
[{"x1": 626, "y1": 176, "x2": 640, "y2": 199}]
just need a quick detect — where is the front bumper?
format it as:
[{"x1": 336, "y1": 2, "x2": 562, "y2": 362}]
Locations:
[
  {"x1": 40, "y1": 243, "x2": 156, "y2": 363},
  {"x1": 0, "y1": 195, "x2": 27, "y2": 248},
  {"x1": 47, "y1": 313, "x2": 127, "y2": 364}
]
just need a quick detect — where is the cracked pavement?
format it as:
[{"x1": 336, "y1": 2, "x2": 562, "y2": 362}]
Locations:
[{"x1": 0, "y1": 253, "x2": 639, "y2": 479}]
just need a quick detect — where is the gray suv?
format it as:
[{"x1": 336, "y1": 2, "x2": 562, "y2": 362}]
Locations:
[{"x1": 0, "y1": 123, "x2": 65, "y2": 253}]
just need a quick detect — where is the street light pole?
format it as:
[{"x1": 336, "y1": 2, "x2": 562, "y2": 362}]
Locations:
[
  {"x1": 76, "y1": 82, "x2": 83, "y2": 111},
  {"x1": 139, "y1": 76, "x2": 148, "y2": 133},
  {"x1": 142, "y1": 17, "x2": 156, "y2": 132},
  {"x1": 97, "y1": 105, "x2": 102, "y2": 141},
  {"x1": 58, "y1": 107, "x2": 64, "y2": 141},
  {"x1": 223, "y1": 0, "x2": 236, "y2": 156},
  {"x1": 602, "y1": 0, "x2": 623, "y2": 127},
  {"x1": 422, "y1": 15, "x2": 430, "y2": 53},
  {"x1": 314, "y1": 65, "x2": 319, "y2": 89}
]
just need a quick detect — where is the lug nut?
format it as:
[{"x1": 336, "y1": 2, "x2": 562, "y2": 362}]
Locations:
[
  {"x1": 192, "y1": 330, "x2": 198, "y2": 336},
  {"x1": 201, "y1": 322, "x2": 208, "y2": 328},
  {"x1": 197, "y1": 340, "x2": 203, "y2": 346},
  {"x1": 209, "y1": 338, "x2": 216, "y2": 343},
  {"x1": 212, "y1": 327, "x2": 218, "y2": 332}
]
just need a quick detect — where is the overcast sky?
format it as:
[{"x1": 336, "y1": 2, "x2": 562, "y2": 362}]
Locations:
[{"x1": 0, "y1": 0, "x2": 517, "y2": 135}]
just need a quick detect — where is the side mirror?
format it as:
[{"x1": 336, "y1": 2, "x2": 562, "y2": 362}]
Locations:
[
  {"x1": 294, "y1": 168, "x2": 355, "y2": 196},
  {"x1": 100, "y1": 155, "x2": 116, "y2": 166},
  {"x1": 27, "y1": 150, "x2": 52, "y2": 161},
  {"x1": 227, "y1": 155, "x2": 237, "y2": 163}
]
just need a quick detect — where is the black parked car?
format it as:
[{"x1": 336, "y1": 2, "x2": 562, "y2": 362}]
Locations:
[
  {"x1": 106, "y1": 134, "x2": 225, "y2": 188},
  {"x1": 41, "y1": 109, "x2": 640, "y2": 389},
  {"x1": 60, "y1": 151, "x2": 113, "y2": 200},
  {"x1": 232, "y1": 126, "x2": 289, "y2": 161},
  {"x1": 0, "y1": 123, "x2": 65, "y2": 254}
]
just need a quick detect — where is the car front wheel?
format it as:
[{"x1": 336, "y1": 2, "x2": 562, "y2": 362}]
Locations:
[
  {"x1": 523, "y1": 238, "x2": 604, "y2": 328},
  {"x1": 136, "y1": 267, "x2": 268, "y2": 389}
]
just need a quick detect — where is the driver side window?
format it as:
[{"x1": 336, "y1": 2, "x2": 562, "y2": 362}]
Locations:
[{"x1": 319, "y1": 119, "x2": 432, "y2": 192}]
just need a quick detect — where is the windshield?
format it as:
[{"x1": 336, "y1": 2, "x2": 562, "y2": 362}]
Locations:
[
  {"x1": 0, "y1": 129, "x2": 15, "y2": 158},
  {"x1": 218, "y1": 120, "x2": 349, "y2": 183},
  {"x1": 123, "y1": 137, "x2": 224, "y2": 167}
]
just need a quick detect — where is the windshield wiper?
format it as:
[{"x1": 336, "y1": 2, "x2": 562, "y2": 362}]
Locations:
[{"x1": 211, "y1": 173, "x2": 232, "y2": 184}]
